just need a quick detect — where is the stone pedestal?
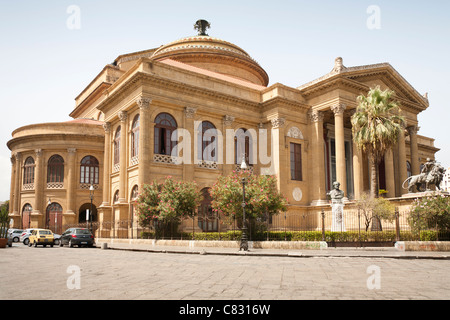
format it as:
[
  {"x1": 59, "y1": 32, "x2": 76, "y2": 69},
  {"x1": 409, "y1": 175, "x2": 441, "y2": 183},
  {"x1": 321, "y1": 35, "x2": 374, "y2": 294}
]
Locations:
[{"x1": 331, "y1": 200, "x2": 346, "y2": 232}]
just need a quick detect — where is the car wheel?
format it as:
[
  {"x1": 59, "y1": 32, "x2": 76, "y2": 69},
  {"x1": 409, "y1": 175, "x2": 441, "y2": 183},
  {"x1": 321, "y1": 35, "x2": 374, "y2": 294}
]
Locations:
[
  {"x1": 54, "y1": 239, "x2": 59, "y2": 245},
  {"x1": 13, "y1": 237, "x2": 19, "y2": 242},
  {"x1": 28, "y1": 241, "x2": 32, "y2": 247},
  {"x1": 69, "y1": 240, "x2": 74, "y2": 248},
  {"x1": 59, "y1": 241, "x2": 64, "y2": 247},
  {"x1": 24, "y1": 238, "x2": 29, "y2": 245},
  {"x1": 50, "y1": 244, "x2": 53, "y2": 248}
]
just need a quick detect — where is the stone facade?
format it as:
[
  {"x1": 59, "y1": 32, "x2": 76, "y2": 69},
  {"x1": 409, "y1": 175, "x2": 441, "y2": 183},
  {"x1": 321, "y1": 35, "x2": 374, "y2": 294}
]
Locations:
[{"x1": 7, "y1": 29, "x2": 439, "y2": 236}]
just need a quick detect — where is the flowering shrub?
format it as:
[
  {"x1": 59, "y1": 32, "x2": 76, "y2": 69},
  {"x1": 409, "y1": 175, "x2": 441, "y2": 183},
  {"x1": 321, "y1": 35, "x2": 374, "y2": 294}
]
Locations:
[
  {"x1": 209, "y1": 170, "x2": 288, "y2": 225},
  {"x1": 409, "y1": 192, "x2": 450, "y2": 233},
  {"x1": 136, "y1": 176, "x2": 203, "y2": 228}
]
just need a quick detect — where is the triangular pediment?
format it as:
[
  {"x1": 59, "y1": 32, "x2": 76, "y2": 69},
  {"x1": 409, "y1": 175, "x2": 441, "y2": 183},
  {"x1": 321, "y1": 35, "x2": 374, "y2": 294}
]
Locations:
[{"x1": 297, "y1": 60, "x2": 429, "y2": 112}]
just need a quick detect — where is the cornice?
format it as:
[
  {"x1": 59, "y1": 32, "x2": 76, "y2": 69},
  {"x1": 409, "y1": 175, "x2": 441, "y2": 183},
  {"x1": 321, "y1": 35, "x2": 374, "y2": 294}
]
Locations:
[
  {"x1": 97, "y1": 71, "x2": 261, "y2": 115},
  {"x1": 7, "y1": 133, "x2": 104, "y2": 151}
]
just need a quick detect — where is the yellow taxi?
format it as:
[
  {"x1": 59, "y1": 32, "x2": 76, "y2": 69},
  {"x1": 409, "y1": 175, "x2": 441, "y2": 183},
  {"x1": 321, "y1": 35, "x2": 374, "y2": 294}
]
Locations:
[{"x1": 28, "y1": 229, "x2": 55, "y2": 247}]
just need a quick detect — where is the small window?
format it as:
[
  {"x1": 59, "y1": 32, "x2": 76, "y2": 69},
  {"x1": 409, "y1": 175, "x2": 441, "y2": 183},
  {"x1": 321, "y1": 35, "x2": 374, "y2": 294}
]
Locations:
[{"x1": 290, "y1": 143, "x2": 302, "y2": 181}]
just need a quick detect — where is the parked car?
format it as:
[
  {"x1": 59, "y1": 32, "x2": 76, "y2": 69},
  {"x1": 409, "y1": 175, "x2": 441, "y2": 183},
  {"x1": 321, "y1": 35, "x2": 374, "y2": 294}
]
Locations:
[
  {"x1": 28, "y1": 229, "x2": 54, "y2": 247},
  {"x1": 8, "y1": 229, "x2": 23, "y2": 242},
  {"x1": 59, "y1": 228, "x2": 95, "y2": 248},
  {"x1": 53, "y1": 233, "x2": 61, "y2": 245},
  {"x1": 20, "y1": 228, "x2": 35, "y2": 245}
]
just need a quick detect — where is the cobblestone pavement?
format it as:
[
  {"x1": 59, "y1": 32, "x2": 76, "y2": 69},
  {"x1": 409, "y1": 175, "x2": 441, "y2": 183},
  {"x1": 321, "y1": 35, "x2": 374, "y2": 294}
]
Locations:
[{"x1": 1, "y1": 243, "x2": 450, "y2": 301}]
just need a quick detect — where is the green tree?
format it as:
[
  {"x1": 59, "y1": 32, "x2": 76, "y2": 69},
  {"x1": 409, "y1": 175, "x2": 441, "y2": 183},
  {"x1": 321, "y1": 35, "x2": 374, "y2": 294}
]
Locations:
[
  {"x1": 0, "y1": 201, "x2": 10, "y2": 239},
  {"x1": 136, "y1": 177, "x2": 203, "y2": 228},
  {"x1": 356, "y1": 192, "x2": 396, "y2": 231},
  {"x1": 409, "y1": 193, "x2": 450, "y2": 236},
  {"x1": 209, "y1": 170, "x2": 288, "y2": 225},
  {"x1": 351, "y1": 86, "x2": 405, "y2": 198}
]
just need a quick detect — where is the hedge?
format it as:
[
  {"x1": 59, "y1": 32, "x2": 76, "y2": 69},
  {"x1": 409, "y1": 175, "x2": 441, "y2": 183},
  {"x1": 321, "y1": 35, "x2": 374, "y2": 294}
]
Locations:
[{"x1": 140, "y1": 230, "x2": 443, "y2": 242}]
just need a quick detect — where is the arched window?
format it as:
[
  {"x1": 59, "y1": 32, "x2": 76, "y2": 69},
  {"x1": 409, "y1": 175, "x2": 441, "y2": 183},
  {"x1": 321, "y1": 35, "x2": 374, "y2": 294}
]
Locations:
[
  {"x1": 114, "y1": 126, "x2": 121, "y2": 165},
  {"x1": 130, "y1": 185, "x2": 139, "y2": 200},
  {"x1": 80, "y1": 156, "x2": 99, "y2": 185},
  {"x1": 198, "y1": 121, "x2": 218, "y2": 161},
  {"x1": 234, "y1": 128, "x2": 252, "y2": 165},
  {"x1": 130, "y1": 185, "x2": 139, "y2": 217},
  {"x1": 23, "y1": 157, "x2": 35, "y2": 185},
  {"x1": 154, "y1": 113, "x2": 177, "y2": 156},
  {"x1": 131, "y1": 115, "x2": 140, "y2": 158},
  {"x1": 47, "y1": 155, "x2": 64, "y2": 183},
  {"x1": 113, "y1": 190, "x2": 120, "y2": 203}
]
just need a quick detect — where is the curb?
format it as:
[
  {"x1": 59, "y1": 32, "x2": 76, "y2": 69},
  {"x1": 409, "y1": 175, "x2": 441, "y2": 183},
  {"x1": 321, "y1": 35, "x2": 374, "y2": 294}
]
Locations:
[{"x1": 96, "y1": 243, "x2": 450, "y2": 260}]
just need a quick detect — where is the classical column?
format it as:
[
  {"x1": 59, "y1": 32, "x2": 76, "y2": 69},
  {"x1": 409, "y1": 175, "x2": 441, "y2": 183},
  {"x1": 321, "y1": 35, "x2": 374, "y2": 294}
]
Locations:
[
  {"x1": 397, "y1": 125, "x2": 408, "y2": 195},
  {"x1": 182, "y1": 106, "x2": 197, "y2": 181},
  {"x1": 9, "y1": 155, "x2": 16, "y2": 214},
  {"x1": 32, "y1": 149, "x2": 44, "y2": 227},
  {"x1": 331, "y1": 103, "x2": 347, "y2": 197},
  {"x1": 352, "y1": 136, "x2": 364, "y2": 200},
  {"x1": 222, "y1": 114, "x2": 235, "y2": 176},
  {"x1": 66, "y1": 148, "x2": 77, "y2": 214},
  {"x1": 137, "y1": 96, "x2": 152, "y2": 189},
  {"x1": 270, "y1": 117, "x2": 286, "y2": 190},
  {"x1": 384, "y1": 148, "x2": 396, "y2": 198},
  {"x1": 101, "y1": 122, "x2": 111, "y2": 206},
  {"x1": 118, "y1": 111, "x2": 128, "y2": 203},
  {"x1": 13, "y1": 153, "x2": 21, "y2": 215},
  {"x1": 309, "y1": 110, "x2": 327, "y2": 205},
  {"x1": 407, "y1": 125, "x2": 420, "y2": 176}
]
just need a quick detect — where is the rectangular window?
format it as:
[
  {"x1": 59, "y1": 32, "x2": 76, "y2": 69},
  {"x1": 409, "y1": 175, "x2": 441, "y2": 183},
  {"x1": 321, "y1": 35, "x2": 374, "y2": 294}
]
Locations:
[{"x1": 290, "y1": 143, "x2": 302, "y2": 181}]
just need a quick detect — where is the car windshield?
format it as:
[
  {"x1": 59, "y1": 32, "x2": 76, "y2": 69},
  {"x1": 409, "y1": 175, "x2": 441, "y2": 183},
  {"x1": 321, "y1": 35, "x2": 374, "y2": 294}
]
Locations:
[
  {"x1": 39, "y1": 230, "x2": 51, "y2": 235},
  {"x1": 76, "y1": 229, "x2": 91, "y2": 235}
]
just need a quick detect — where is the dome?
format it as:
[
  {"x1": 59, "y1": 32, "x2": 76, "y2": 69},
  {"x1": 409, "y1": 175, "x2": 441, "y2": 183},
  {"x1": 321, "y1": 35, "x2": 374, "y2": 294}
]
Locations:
[{"x1": 151, "y1": 35, "x2": 269, "y2": 86}]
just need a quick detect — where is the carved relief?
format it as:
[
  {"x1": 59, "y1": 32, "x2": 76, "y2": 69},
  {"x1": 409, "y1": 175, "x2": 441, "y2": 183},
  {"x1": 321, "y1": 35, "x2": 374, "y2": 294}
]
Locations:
[
  {"x1": 223, "y1": 115, "x2": 235, "y2": 126},
  {"x1": 287, "y1": 127, "x2": 304, "y2": 139},
  {"x1": 271, "y1": 118, "x2": 286, "y2": 129},
  {"x1": 184, "y1": 106, "x2": 197, "y2": 119}
]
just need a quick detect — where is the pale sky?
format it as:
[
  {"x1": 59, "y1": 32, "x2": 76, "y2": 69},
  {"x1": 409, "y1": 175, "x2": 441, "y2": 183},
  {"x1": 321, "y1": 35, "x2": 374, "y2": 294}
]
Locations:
[{"x1": 0, "y1": 0, "x2": 449, "y2": 201}]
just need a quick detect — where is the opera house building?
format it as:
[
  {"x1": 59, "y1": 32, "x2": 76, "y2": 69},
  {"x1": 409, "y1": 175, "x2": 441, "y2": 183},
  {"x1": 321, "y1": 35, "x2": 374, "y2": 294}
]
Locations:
[{"x1": 7, "y1": 22, "x2": 439, "y2": 236}]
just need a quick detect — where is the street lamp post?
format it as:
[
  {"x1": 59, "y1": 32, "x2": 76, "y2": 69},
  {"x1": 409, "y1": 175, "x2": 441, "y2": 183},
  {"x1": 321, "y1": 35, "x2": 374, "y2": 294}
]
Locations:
[
  {"x1": 89, "y1": 184, "x2": 94, "y2": 232},
  {"x1": 239, "y1": 155, "x2": 249, "y2": 251}
]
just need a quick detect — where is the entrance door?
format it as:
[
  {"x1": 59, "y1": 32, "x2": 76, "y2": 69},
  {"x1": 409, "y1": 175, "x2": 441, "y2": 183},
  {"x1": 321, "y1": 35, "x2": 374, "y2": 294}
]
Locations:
[
  {"x1": 198, "y1": 188, "x2": 217, "y2": 232},
  {"x1": 22, "y1": 204, "x2": 32, "y2": 229},
  {"x1": 46, "y1": 203, "x2": 63, "y2": 234}
]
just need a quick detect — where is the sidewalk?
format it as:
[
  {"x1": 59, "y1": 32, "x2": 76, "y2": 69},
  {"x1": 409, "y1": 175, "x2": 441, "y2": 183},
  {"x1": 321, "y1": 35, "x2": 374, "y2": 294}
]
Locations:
[{"x1": 95, "y1": 239, "x2": 450, "y2": 260}]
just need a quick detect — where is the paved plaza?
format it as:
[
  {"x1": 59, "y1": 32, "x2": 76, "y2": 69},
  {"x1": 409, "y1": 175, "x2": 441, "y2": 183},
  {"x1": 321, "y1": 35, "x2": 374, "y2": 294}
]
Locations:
[{"x1": 1, "y1": 243, "x2": 450, "y2": 301}]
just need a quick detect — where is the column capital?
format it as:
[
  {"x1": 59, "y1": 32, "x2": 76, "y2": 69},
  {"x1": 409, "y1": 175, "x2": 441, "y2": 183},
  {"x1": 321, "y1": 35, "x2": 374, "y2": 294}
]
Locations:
[
  {"x1": 118, "y1": 110, "x2": 128, "y2": 122},
  {"x1": 184, "y1": 106, "x2": 197, "y2": 119},
  {"x1": 137, "y1": 96, "x2": 152, "y2": 110},
  {"x1": 223, "y1": 115, "x2": 235, "y2": 126},
  {"x1": 103, "y1": 122, "x2": 111, "y2": 133},
  {"x1": 271, "y1": 117, "x2": 286, "y2": 129},
  {"x1": 331, "y1": 103, "x2": 346, "y2": 115},
  {"x1": 407, "y1": 125, "x2": 420, "y2": 136},
  {"x1": 35, "y1": 149, "x2": 43, "y2": 157},
  {"x1": 308, "y1": 110, "x2": 324, "y2": 123}
]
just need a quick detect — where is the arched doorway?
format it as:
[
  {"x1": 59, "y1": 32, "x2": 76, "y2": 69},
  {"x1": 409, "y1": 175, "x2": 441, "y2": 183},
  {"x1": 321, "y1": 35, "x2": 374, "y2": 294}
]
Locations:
[
  {"x1": 46, "y1": 203, "x2": 63, "y2": 234},
  {"x1": 78, "y1": 203, "x2": 98, "y2": 226},
  {"x1": 198, "y1": 188, "x2": 218, "y2": 232},
  {"x1": 22, "y1": 204, "x2": 32, "y2": 229}
]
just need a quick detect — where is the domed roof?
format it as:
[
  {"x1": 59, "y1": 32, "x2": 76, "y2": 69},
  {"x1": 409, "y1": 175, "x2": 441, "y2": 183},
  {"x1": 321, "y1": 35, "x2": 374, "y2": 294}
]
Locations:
[{"x1": 151, "y1": 26, "x2": 269, "y2": 86}]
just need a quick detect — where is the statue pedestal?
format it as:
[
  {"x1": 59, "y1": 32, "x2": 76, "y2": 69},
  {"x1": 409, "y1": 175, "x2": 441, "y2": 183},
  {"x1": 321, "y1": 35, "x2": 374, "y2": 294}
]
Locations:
[{"x1": 331, "y1": 201, "x2": 346, "y2": 232}]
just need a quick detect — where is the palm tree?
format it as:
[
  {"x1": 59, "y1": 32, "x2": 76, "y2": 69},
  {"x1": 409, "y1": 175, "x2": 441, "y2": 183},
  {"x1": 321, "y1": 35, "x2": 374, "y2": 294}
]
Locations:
[{"x1": 351, "y1": 86, "x2": 405, "y2": 199}]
